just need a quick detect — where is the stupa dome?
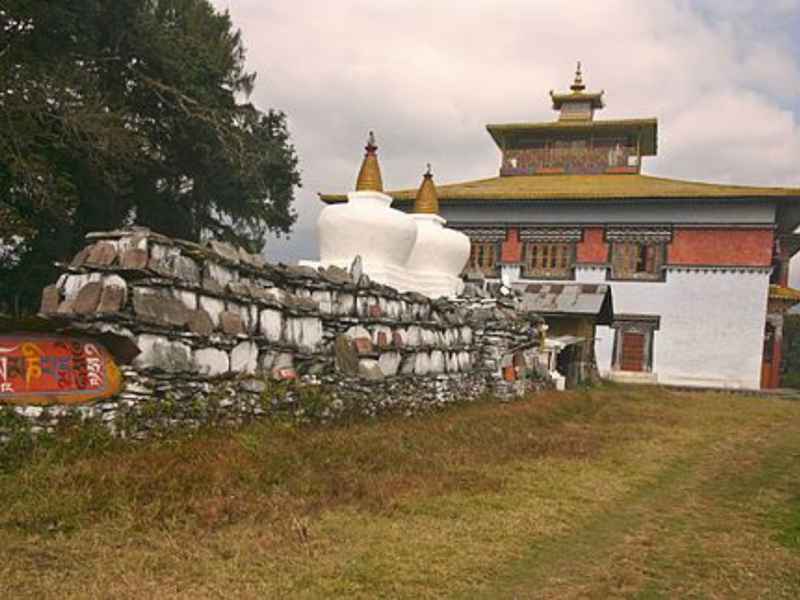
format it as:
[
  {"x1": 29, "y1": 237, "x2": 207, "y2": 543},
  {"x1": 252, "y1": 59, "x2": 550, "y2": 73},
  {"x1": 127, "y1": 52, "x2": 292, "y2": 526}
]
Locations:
[
  {"x1": 317, "y1": 133, "x2": 417, "y2": 283},
  {"x1": 404, "y1": 166, "x2": 471, "y2": 297}
]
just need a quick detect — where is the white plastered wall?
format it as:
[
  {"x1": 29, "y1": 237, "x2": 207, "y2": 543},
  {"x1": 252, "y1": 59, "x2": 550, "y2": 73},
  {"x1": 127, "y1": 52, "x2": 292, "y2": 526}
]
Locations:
[{"x1": 505, "y1": 264, "x2": 770, "y2": 389}]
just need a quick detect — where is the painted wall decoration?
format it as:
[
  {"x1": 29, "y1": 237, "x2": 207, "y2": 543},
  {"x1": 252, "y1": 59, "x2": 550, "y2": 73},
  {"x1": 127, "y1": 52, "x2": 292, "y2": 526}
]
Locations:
[
  {"x1": 501, "y1": 145, "x2": 639, "y2": 175},
  {"x1": 0, "y1": 335, "x2": 122, "y2": 405}
]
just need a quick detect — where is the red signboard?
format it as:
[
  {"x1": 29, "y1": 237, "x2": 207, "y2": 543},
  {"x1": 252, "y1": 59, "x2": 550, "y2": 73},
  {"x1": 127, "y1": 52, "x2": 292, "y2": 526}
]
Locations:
[{"x1": 0, "y1": 335, "x2": 122, "y2": 406}]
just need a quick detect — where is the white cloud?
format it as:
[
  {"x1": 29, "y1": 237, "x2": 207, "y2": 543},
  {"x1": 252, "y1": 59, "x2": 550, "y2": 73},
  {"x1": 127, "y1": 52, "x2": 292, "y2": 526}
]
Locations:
[{"x1": 212, "y1": 0, "x2": 800, "y2": 263}]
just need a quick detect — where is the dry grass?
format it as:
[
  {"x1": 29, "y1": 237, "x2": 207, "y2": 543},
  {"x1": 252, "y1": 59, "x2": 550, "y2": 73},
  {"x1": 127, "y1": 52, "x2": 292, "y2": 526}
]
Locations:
[{"x1": 1, "y1": 385, "x2": 799, "y2": 599}]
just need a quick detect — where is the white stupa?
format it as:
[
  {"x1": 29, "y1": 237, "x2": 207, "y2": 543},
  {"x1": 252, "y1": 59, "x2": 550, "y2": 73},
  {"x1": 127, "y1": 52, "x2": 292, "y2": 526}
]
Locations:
[
  {"x1": 313, "y1": 134, "x2": 471, "y2": 299},
  {"x1": 317, "y1": 132, "x2": 418, "y2": 290},
  {"x1": 404, "y1": 165, "x2": 471, "y2": 298}
]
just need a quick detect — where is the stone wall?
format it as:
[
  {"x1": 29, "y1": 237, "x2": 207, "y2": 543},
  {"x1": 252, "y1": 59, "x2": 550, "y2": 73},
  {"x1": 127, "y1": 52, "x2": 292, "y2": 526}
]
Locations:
[{"x1": 2, "y1": 228, "x2": 547, "y2": 441}]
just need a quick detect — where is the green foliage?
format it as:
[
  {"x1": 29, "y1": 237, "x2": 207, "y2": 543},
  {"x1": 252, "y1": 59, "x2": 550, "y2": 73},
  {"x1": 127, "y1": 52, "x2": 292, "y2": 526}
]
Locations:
[
  {"x1": 0, "y1": 407, "x2": 37, "y2": 470},
  {"x1": 0, "y1": 406, "x2": 116, "y2": 474},
  {"x1": 0, "y1": 0, "x2": 300, "y2": 314}
]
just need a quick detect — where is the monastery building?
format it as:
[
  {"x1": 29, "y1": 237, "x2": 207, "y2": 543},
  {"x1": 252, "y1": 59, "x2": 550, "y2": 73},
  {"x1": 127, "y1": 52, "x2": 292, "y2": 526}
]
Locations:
[{"x1": 322, "y1": 64, "x2": 800, "y2": 390}]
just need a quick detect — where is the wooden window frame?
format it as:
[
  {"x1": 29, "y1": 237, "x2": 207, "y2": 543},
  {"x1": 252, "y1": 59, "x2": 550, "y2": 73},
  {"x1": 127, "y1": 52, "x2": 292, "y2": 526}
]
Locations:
[
  {"x1": 521, "y1": 241, "x2": 575, "y2": 280},
  {"x1": 467, "y1": 240, "x2": 501, "y2": 278},
  {"x1": 608, "y1": 241, "x2": 666, "y2": 282}
]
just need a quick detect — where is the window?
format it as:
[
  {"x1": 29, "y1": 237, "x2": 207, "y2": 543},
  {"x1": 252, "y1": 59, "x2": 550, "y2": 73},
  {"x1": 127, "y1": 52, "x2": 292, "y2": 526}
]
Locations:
[
  {"x1": 468, "y1": 241, "x2": 500, "y2": 278},
  {"x1": 610, "y1": 242, "x2": 664, "y2": 280},
  {"x1": 522, "y1": 242, "x2": 573, "y2": 279}
]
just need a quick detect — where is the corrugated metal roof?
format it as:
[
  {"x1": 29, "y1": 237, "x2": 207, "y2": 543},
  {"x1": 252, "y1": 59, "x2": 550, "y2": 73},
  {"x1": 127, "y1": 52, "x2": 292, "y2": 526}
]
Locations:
[{"x1": 518, "y1": 283, "x2": 613, "y2": 324}]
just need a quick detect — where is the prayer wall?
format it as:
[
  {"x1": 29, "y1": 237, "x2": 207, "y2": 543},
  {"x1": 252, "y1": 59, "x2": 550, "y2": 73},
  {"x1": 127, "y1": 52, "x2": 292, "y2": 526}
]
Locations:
[{"x1": 1, "y1": 228, "x2": 547, "y2": 441}]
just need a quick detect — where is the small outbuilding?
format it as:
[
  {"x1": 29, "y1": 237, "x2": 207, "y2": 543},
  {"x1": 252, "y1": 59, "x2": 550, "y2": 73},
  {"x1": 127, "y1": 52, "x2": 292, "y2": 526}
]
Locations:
[{"x1": 519, "y1": 283, "x2": 613, "y2": 388}]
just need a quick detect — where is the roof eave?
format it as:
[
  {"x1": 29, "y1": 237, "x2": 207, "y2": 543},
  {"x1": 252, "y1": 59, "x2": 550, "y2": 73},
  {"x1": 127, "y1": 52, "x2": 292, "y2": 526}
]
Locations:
[
  {"x1": 486, "y1": 119, "x2": 658, "y2": 154},
  {"x1": 393, "y1": 193, "x2": 800, "y2": 203}
]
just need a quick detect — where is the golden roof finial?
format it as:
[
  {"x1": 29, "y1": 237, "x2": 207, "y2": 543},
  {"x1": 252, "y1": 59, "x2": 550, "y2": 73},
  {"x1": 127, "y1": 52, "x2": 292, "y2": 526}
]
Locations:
[
  {"x1": 571, "y1": 61, "x2": 586, "y2": 93},
  {"x1": 414, "y1": 163, "x2": 439, "y2": 215},
  {"x1": 355, "y1": 130, "x2": 384, "y2": 192}
]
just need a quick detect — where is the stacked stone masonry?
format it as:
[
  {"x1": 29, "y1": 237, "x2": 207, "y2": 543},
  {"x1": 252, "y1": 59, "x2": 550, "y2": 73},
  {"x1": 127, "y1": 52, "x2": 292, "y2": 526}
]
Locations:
[{"x1": 3, "y1": 228, "x2": 547, "y2": 440}]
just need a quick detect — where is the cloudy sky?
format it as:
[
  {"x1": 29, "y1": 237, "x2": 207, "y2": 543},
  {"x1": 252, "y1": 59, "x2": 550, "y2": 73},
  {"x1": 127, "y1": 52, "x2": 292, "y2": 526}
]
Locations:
[{"x1": 211, "y1": 0, "x2": 800, "y2": 270}]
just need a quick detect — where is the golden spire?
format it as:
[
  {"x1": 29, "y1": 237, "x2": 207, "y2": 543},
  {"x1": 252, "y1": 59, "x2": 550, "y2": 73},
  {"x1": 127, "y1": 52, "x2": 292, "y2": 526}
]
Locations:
[
  {"x1": 355, "y1": 131, "x2": 384, "y2": 192},
  {"x1": 414, "y1": 163, "x2": 440, "y2": 215},
  {"x1": 570, "y1": 61, "x2": 586, "y2": 93}
]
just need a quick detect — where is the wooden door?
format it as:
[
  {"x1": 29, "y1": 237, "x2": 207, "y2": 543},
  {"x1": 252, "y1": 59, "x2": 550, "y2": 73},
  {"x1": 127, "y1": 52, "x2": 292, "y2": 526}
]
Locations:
[{"x1": 620, "y1": 332, "x2": 645, "y2": 372}]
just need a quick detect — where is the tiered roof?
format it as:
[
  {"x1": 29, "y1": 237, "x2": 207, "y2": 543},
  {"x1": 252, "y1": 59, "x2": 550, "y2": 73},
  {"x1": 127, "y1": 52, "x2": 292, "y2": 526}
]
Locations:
[
  {"x1": 321, "y1": 174, "x2": 800, "y2": 204},
  {"x1": 319, "y1": 64, "x2": 800, "y2": 205},
  {"x1": 486, "y1": 119, "x2": 658, "y2": 155}
]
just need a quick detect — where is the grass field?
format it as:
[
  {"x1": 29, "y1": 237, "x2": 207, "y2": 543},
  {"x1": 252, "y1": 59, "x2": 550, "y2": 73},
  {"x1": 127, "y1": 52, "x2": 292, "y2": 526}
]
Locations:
[{"x1": 2, "y1": 385, "x2": 800, "y2": 599}]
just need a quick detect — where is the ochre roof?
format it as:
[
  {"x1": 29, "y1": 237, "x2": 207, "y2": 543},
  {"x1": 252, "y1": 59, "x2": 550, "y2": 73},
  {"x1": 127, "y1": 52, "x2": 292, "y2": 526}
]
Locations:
[
  {"x1": 769, "y1": 285, "x2": 800, "y2": 303},
  {"x1": 487, "y1": 118, "x2": 658, "y2": 155},
  {"x1": 319, "y1": 174, "x2": 800, "y2": 204}
]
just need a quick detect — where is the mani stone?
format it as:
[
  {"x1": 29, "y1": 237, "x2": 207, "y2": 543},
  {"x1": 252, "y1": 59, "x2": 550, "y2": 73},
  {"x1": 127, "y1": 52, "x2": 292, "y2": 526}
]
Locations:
[
  {"x1": 414, "y1": 353, "x2": 431, "y2": 375},
  {"x1": 208, "y1": 240, "x2": 240, "y2": 264},
  {"x1": 86, "y1": 241, "x2": 118, "y2": 267},
  {"x1": 358, "y1": 359, "x2": 384, "y2": 380},
  {"x1": 378, "y1": 352, "x2": 401, "y2": 377},
  {"x1": 226, "y1": 281, "x2": 251, "y2": 298},
  {"x1": 259, "y1": 308, "x2": 283, "y2": 342},
  {"x1": 57, "y1": 299, "x2": 76, "y2": 315},
  {"x1": 203, "y1": 262, "x2": 235, "y2": 292},
  {"x1": 120, "y1": 247, "x2": 149, "y2": 270},
  {"x1": 334, "y1": 334, "x2": 359, "y2": 376},
  {"x1": 376, "y1": 331, "x2": 390, "y2": 349},
  {"x1": 199, "y1": 295, "x2": 226, "y2": 327},
  {"x1": 352, "y1": 337, "x2": 374, "y2": 355},
  {"x1": 133, "y1": 288, "x2": 188, "y2": 327},
  {"x1": 70, "y1": 245, "x2": 92, "y2": 268},
  {"x1": 350, "y1": 255, "x2": 363, "y2": 283},
  {"x1": 97, "y1": 282, "x2": 126, "y2": 313},
  {"x1": 150, "y1": 253, "x2": 200, "y2": 283},
  {"x1": 187, "y1": 308, "x2": 215, "y2": 336},
  {"x1": 447, "y1": 352, "x2": 460, "y2": 373},
  {"x1": 238, "y1": 247, "x2": 266, "y2": 269},
  {"x1": 133, "y1": 334, "x2": 193, "y2": 372},
  {"x1": 265, "y1": 352, "x2": 294, "y2": 380},
  {"x1": 283, "y1": 293, "x2": 318, "y2": 312},
  {"x1": 288, "y1": 317, "x2": 323, "y2": 351},
  {"x1": 284, "y1": 265, "x2": 320, "y2": 280},
  {"x1": 39, "y1": 284, "x2": 61, "y2": 315},
  {"x1": 220, "y1": 311, "x2": 245, "y2": 336},
  {"x1": 272, "y1": 367, "x2": 297, "y2": 381},
  {"x1": 231, "y1": 341, "x2": 258, "y2": 374},
  {"x1": 320, "y1": 265, "x2": 351, "y2": 285},
  {"x1": 392, "y1": 330, "x2": 405, "y2": 348},
  {"x1": 73, "y1": 281, "x2": 103, "y2": 315},
  {"x1": 273, "y1": 352, "x2": 294, "y2": 370},
  {"x1": 193, "y1": 347, "x2": 230, "y2": 376},
  {"x1": 430, "y1": 350, "x2": 445, "y2": 374},
  {"x1": 171, "y1": 255, "x2": 201, "y2": 284}
]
